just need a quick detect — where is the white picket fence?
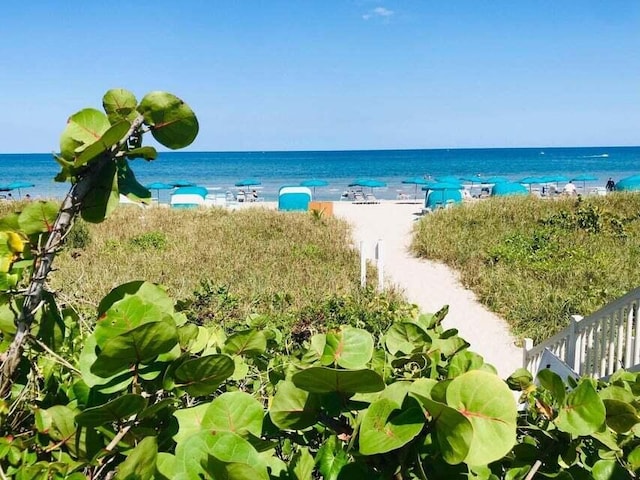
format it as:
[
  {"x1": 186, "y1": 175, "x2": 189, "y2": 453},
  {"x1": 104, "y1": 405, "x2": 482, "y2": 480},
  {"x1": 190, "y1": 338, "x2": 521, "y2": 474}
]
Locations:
[{"x1": 523, "y1": 287, "x2": 640, "y2": 378}]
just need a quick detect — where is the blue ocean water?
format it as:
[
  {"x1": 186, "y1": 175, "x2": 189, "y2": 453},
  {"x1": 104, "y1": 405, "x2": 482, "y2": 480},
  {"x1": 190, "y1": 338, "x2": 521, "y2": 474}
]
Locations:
[{"x1": 0, "y1": 147, "x2": 638, "y2": 202}]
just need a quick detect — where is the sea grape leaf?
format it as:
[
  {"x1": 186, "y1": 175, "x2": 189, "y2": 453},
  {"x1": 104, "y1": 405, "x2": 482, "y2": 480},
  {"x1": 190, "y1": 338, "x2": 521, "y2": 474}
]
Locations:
[
  {"x1": 290, "y1": 447, "x2": 315, "y2": 480},
  {"x1": 174, "y1": 354, "x2": 235, "y2": 396},
  {"x1": 447, "y1": 351, "x2": 486, "y2": 379},
  {"x1": 269, "y1": 380, "x2": 321, "y2": 430},
  {"x1": 77, "y1": 334, "x2": 132, "y2": 389},
  {"x1": 321, "y1": 326, "x2": 373, "y2": 369},
  {"x1": 555, "y1": 379, "x2": 606, "y2": 436},
  {"x1": 173, "y1": 403, "x2": 209, "y2": 446},
  {"x1": 629, "y1": 446, "x2": 640, "y2": 471},
  {"x1": 445, "y1": 370, "x2": 517, "y2": 466},
  {"x1": 97, "y1": 281, "x2": 174, "y2": 317},
  {"x1": 18, "y1": 201, "x2": 58, "y2": 235},
  {"x1": 126, "y1": 146, "x2": 157, "y2": 161},
  {"x1": 599, "y1": 386, "x2": 635, "y2": 403},
  {"x1": 223, "y1": 329, "x2": 267, "y2": 356},
  {"x1": 359, "y1": 397, "x2": 425, "y2": 455},
  {"x1": 316, "y1": 436, "x2": 349, "y2": 480},
  {"x1": 385, "y1": 322, "x2": 431, "y2": 355},
  {"x1": 137, "y1": 91, "x2": 199, "y2": 149},
  {"x1": 417, "y1": 395, "x2": 472, "y2": 465},
  {"x1": 0, "y1": 213, "x2": 20, "y2": 231},
  {"x1": 114, "y1": 436, "x2": 157, "y2": 480},
  {"x1": 103, "y1": 88, "x2": 139, "y2": 124},
  {"x1": 591, "y1": 459, "x2": 628, "y2": 480},
  {"x1": 74, "y1": 120, "x2": 131, "y2": 168},
  {"x1": 174, "y1": 430, "x2": 213, "y2": 478},
  {"x1": 292, "y1": 367, "x2": 385, "y2": 394},
  {"x1": 156, "y1": 452, "x2": 178, "y2": 480},
  {"x1": 94, "y1": 294, "x2": 169, "y2": 347},
  {"x1": 603, "y1": 399, "x2": 640, "y2": 433},
  {"x1": 205, "y1": 432, "x2": 269, "y2": 480},
  {"x1": 202, "y1": 391, "x2": 264, "y2": 438},
  {"x1": 117, "y1": 158, "x2": 151, "y2": 204},
  {"x1": 59, "y1": 108, "x2": 111, "y2": 161},
  {"x1": 91, "y1": 321, "x2": 178, "y2": 377},
  {"x1": 45, "y1": 405, "x2": 77, "y2": 450},
  {"x1": 429, "y1": 329, "x2": 469, "y2": 357},
  {"x1": 80, "y1": 160, "x2": 119, "y2": 223},
  {"x1": 506, "y1": 368, "x2": 534, "y2": 391},
  {"x1": 75, "y1": 394, "x2": 146, "y2": 427},
  {"x1": 537, "y1": 369, "x2": 567, "y2": 404}
]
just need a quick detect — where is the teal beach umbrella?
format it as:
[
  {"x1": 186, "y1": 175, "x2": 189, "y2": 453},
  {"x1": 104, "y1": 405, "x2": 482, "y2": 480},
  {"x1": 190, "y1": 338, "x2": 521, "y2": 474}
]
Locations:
[
  {"x1": 491, "y1": 182, "x2": 528, "y2": 196},
  {"x1": 300, "y1": 179, "x2": 329, "y2": 196},
  {"x1": 402, "y1": 177, "x2": 429, "y2": 200},
  {"x1": 615, "y1": 175, "x2": 640, "y2": 191},
  {"x1": 481, "y1": 176, "x2": 509, "y2": 184},
  {"x1": 146, "y1": 182, "x2": 174, "y2": 202},
  {"x1": 7, "y1": 181, "x2": 35, "y2": 199}
]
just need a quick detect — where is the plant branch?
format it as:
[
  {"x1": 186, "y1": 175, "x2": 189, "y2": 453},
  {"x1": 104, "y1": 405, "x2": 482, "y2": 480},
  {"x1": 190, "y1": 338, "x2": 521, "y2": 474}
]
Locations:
[
  {"x1": 28, "y1": 336, "x2": 82, "y2": 375},
  {"x1": 0, "y1": 116, "x2": 144, "y2": 397},
  {"x1": 525, "y1": 460, "x2": 542, "y2": 480}
]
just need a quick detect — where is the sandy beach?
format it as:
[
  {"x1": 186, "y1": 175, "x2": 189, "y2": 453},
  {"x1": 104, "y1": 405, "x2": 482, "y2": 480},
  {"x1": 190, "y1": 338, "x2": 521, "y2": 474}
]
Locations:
[{"x1": 332, "y1": 200, "x2": 522, "y2": 378}]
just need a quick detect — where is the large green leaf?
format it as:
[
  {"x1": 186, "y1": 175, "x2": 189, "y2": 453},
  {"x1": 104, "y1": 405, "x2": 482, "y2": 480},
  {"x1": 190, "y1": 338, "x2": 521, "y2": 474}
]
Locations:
[
  {"x1": 359, "y1": 397, "x2": 425, "y2": 455},
  {"x1": 126, "y1": 146, "x2": 157, "y2": 161},
  {"x1": 202, "y1": 392, "x2": 264, "y2": 437},
  {"x1": 385, "y1": 322, "x2": 431, "y2": 355},
  {"x1": 175, "y1": 430, "x2": 213, "y2": 478},
  {"x1": 292, "y1": 367, "x2": 385, "y2": 394},
  {"x1": 321, "y1": 326, "x2": 373, "y2": 369},
  {"x1": 445, "y1": 370, "x2": 517, "y2": 466},
  {"x1": 174, "y1": 354, "x2": 235, "y2": 396},
  {"x1": 269, "y1": 380, "x2": 321, "y2": 430},
  {"x1": 59, "y1": 108, "x2": 111, "y2": 161},
  {"x1": 94, "y1": 294, "x2": 170, "y2": 347},
  {"x1": 173, "y1": 403, "x2": 209, "y2": 446},
  {"x1": 205, "y1": 432, "x2": 269, "y2": 480},
  {"x1": 537, "y1": 369, "x2": 567, "y2": 404},
  {"x1": 91, "y1": 321, "x2": 178, "y2": 377},
  {"x1": 316, "y1": 436, "x2": 349, "y2": 480},
  {"x1": 74, "y1": 120, "x2": 131, "y2": 168},
  {"x1": 429, "y1": 329, "x2": 469, "y2": 357},
  {"x1": 44, "y1": 405, "x2": 77, "y2": 455},
  {"x1": 602, "y1": 399, "x2": 640, "y2": 433},
  {"x1": 290, "y1": 447, "x2": 315, "y2": 480},
  {"x1": 117, "y1": 158, "x2": 151, "y2": 204},
  {"x1": 114, "y1": 436, "x2": 157, "y2": 480},
  {"x1": 555, "y1": 379, "x2": 606, "y2": 436},
  {"x1": 78, "y1": 334, "x2": 132, "y2": 389},
  {"x1": 75, "y1": 394, "x2": 146, "y2": 427},
  {"x1": 417, "y1": 396, "x2": 472, "y2": 465},
  {"x1": 80, "y1": 160, "x2": 119, "y2": 223},
  {"x1": 18, "y1": 201, "x2": 58, "y2": 235},
  {"x1": 447, "y1": 351, "x2": 487, "y2": 379},
  {"x1": 137, "y1": 92, "x2": 198, "y2": 149},
  {"x1": 223, "y1": 329, "x2": 267, "y2": 356},
  {"x1": 103, "y1": 88, "x2": 139, "y2": 124},
  {"x1": 98, "y1": 281, "x2": 174, "y2": 317}
]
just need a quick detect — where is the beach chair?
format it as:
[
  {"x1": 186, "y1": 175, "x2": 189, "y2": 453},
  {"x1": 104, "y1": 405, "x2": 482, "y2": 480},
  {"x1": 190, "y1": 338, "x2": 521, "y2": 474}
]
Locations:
[
  {"x1": 365, "y1": 193, "x2": 379, "y2": 204},
  {"x1": 170, "y1": 186, "x2": 208, "y2": 209},
  {"x1": 278, "y1": 186, "x2": 312, "y2": 211},
  {"x1": 353, "y1": 191, "x2": 366, "y2": 204}
]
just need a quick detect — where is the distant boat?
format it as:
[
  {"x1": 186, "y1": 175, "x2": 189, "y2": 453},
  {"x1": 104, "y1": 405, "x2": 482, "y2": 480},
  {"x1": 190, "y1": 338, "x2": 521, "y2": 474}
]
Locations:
[{"x1": 540, "y1": 151, "x2": 545, "y2": 155}]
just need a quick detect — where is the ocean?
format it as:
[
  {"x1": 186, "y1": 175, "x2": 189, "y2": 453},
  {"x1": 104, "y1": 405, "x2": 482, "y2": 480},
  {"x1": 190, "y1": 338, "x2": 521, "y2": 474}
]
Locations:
[{"x1": 0, "y1": 147, "x2": 638, "y2": 202}]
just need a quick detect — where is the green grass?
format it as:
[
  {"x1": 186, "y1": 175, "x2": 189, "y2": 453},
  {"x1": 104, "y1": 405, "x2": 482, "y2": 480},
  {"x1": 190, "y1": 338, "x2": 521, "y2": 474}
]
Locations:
[{"x1": 411, "y1": 194, "x2": 640, "y2": 342}]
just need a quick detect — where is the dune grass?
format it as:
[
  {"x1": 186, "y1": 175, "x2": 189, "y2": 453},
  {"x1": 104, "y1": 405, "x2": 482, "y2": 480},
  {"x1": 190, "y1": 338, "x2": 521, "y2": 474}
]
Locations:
[{"x1": 411, "y1": 194, "x2": 640, "y2": 342}]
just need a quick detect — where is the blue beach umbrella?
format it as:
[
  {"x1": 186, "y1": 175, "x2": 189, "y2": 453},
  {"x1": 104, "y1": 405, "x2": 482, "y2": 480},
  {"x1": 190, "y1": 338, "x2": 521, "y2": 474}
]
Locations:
[
  {"x1": 7, "y1": 181, "x2": 35, "y2": 199},
  {"x1": 615, "y1": 175, "x2": 640, "y2": 192},
  {"x1": 235, "y1": 178, "x2": 262, "y2": 188},
  {"x1": 481, "y1": 176, "x2": 509, "y2": 184},
  {"x1": 519, "y1": 176, "x2": 544, "y2": 192},
  {"x1": 146, "y1": 182, "x2": 174, "y2": 202},
  {"x1": 491, "y1": 182, "x2": 528, "y2": 197},
  {"x1": 402, "y1": 177, "x2": 430, "y2": 200},
  {"x1": 300, "y1": 179, "x2": 329, "y2": 196},
  {"x1": 571, "y1": 174, "x2": 598, "y2": 192},
  {"x1": 171, "y1": 179, "x2": 196, "y2": 188}
]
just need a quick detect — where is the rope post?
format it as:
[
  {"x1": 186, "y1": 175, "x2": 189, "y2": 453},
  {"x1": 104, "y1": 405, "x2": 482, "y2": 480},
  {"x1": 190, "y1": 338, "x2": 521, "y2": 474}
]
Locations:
[
  {"x1": 360, "y1": 241, "x2": 366, "y2": 288},
  {"x1": 375, "y1": 240, "x2": 384, "y2": 291}
]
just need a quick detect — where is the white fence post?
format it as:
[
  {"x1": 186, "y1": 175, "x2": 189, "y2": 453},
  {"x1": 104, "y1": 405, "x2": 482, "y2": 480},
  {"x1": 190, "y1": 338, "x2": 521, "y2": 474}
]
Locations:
[
  {"x1": 375, "y1": 240, "x2": 384, "y2": 291},
  {"x1": 360, "y1": 241, "x2": 367, "y2": 288},
  {"x1": 522, "y1": 338, "x2": 534, "y2": 370},
  {"x1": 568, "y1": 314, "x2": 583, "y2": 373}
]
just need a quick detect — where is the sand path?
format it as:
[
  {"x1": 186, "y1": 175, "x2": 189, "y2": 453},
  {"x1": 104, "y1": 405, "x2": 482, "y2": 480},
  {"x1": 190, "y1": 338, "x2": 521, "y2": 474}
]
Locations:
[{"x1": 333, "y1": 201, "x2": 521, "y2": 378}]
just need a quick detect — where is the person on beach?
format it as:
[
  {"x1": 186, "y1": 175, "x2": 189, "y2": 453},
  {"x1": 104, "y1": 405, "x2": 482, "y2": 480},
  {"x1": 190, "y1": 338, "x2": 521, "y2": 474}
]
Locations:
[
  {"x1": 606, "y1": 178, "x2": 615, "y2": 192},
  {"x1": 251, "y1": 190, "x2": 258, "y2": 201},
  {"x1": 563, "y1": 181, "x2": 577, "y2": 196}
]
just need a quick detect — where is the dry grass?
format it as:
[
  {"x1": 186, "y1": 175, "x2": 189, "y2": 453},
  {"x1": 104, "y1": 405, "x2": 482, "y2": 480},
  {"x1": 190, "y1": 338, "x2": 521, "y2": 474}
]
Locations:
[{"x1": 44, "y1": 206, "x2": 363, "y2": 316}]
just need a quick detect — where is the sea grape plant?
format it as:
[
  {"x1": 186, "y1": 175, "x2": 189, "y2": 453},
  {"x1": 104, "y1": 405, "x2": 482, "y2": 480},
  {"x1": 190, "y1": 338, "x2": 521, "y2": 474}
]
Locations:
[{"x1": 0, "y1": 88, "x2": 198, "y2": 396}]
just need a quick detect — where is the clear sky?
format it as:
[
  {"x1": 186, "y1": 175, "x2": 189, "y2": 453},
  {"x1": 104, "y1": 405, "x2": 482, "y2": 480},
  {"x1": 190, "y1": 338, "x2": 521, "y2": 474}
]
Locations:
[{"x1": 1, "y1": 1, "x2": 638, "y2": 153}]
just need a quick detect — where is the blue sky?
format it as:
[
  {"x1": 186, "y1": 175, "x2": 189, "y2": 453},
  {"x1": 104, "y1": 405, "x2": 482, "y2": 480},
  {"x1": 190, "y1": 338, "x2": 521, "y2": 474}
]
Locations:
[{"x1": 1, "y1": 1, "x2": 638, "y2": 152}]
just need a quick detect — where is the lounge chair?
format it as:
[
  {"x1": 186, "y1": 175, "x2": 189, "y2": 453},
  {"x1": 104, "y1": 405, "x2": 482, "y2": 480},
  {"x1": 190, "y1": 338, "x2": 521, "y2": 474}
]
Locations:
[
  {"x1": 278, "y1": 186, "x2": 312, "y2": 211},
  {"x1": 365, "y1": 193, "x2": 379, "y2": 204}
]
